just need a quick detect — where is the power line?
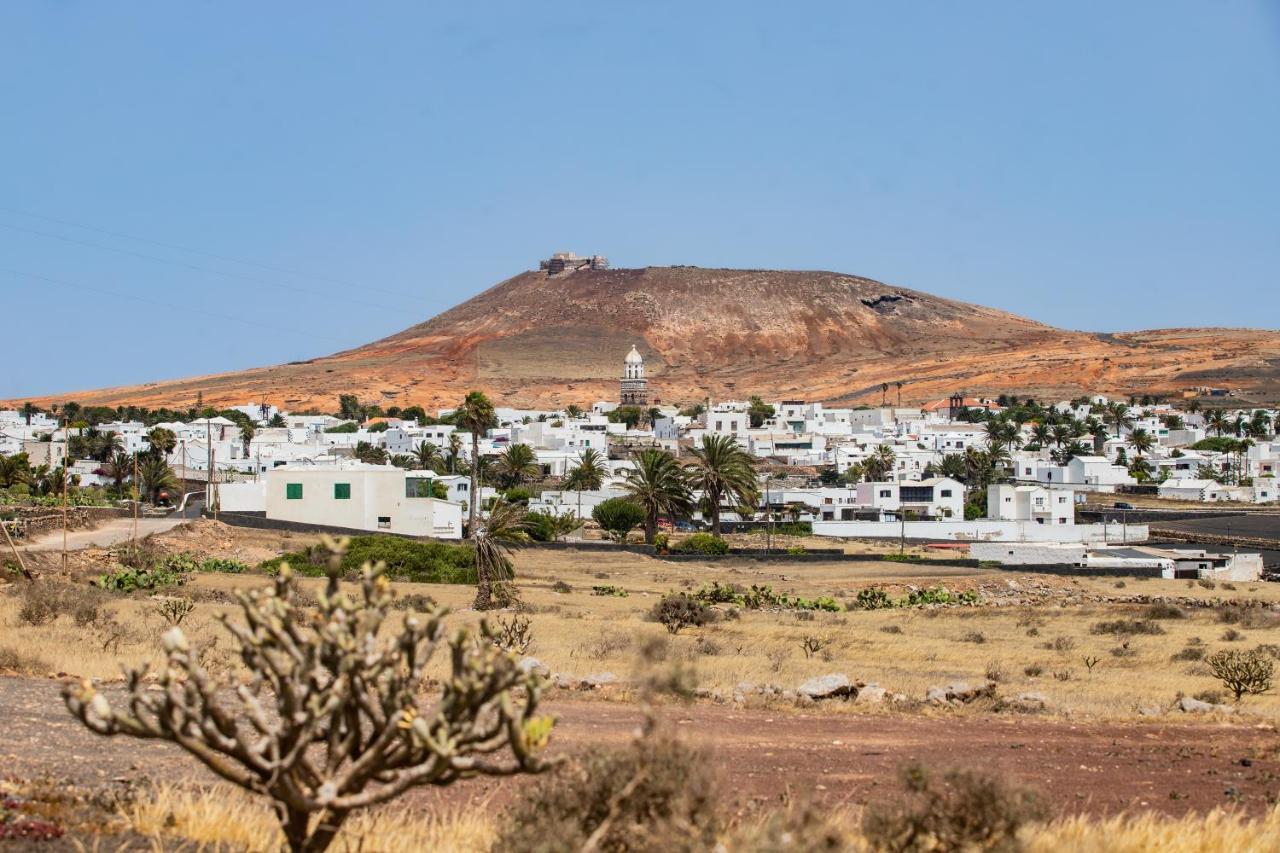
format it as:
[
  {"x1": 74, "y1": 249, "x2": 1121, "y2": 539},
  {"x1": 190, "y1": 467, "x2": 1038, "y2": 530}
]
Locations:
[
  {"x1": 0, "y1": 220, "x2": 420, "y2": 314},
  {"x1": 0, "y1": 203, "x2": 412, "y2": 298}
]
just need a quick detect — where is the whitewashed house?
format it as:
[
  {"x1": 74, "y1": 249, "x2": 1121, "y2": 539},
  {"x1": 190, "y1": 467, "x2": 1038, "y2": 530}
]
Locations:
[{"x1": 265, "y1": 463, "x2": 462, "y2": 539}]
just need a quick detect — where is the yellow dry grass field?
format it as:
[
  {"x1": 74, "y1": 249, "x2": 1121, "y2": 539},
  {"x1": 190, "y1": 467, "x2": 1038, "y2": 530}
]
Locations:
[
  {"x1": 4, "y1": 527, "x2": 1279, "y2": 720},
  {"x1": 38, "y1": 778, "x2": 1280, "y2": 853}
]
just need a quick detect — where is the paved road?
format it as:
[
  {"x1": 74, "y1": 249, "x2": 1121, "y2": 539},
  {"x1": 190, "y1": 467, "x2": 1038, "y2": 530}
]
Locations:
[{"x1": 18, "y1": 515, "x2": 189, "y2": 552}]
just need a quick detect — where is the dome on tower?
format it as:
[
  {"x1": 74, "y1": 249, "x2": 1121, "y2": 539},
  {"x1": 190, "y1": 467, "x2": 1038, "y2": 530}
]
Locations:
[{"x1": 625, "y1": 345, "x2": 643, "y2": 364}]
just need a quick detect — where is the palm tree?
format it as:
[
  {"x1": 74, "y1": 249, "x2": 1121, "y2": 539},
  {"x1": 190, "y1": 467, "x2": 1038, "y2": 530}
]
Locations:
[
  {"x1": 895, "y1": 380, "x2": 905, "y2": 407},
  {"x1": 493, "y1": 443, "x2": 541, "y2": 490},
  {"x1": 471, "y1": 497, "x2": 529, "y2": 610},
  {"x1": 137, "y1": 455, "x2": 177, "y2": 504},
  {"x1": 565, "y1": 447, "x2": 607, "y2": 521},
  {"x1": 447, "y1": 433, "x2": 463, "y2": 474},
  {"x1": 863, "y1": 444, "x2": 896, "y2": 482},
  {"x1": 622, "y1": 448, "x2": 694, "y2": 544},
  {"x1": 687, "y1": 434, "x2": 759, "y2": 536},
  {"x1": 1187, "y1": 400, "x2": 1201, "y2": 415},
  {"x1": 354, "y1": 441, "x2": 387, "y2": 465},
  {"x1": 566, "y1": 404, "x2": 584, "y2": 419},
  {"x1": 1127, "y1": 427, "x2": 1155, "y2": 459},
  {"x1": 1107, "y1": 401, "x2": 1134, "y2": 438},
  {"x1": 962, "y1": 447, "x2": 999, "y2": 490},
  {"x1": 1206, "y1": 409, "x2": 1229, "y2": 437},
  {"x1": 20, "y1": 402, "x2": 37, "y2": 426},
  {"x1": 0, "y1": 452, "x2": 31, "y2": 488},
  {"x1": 104, "y1": 451, "x2": 132, "y2": 495},
  {"x1": 1029, "y1": 422, "x2": 1050, "y2": 449},
  {"x1": 1087, "y1": 419, "x2": 1109, "y2": 454},
  {"x1": 390, "y1": 454, "x2": 417, "y2": 470},
  {"x1": 412, "y1": 441, "x2": 444, "y2": 471},
  {"x1": 880, "y1": 382, "x2": 889, "y2": 406},
  {"x1": 146, "y1": 427, "x2": 177, "y2": 458},
  {"x1": 239, "y1": 423, "x2": 255, "y2": 458},
  {"x1": 455, "y1": 391, "x2": 497, "y2": 537}
]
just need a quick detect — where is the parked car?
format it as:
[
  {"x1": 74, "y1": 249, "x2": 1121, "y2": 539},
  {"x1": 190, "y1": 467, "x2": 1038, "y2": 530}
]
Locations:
[{"x1": 1113, "y1": 501, "x2": 1134, "y2": 510}]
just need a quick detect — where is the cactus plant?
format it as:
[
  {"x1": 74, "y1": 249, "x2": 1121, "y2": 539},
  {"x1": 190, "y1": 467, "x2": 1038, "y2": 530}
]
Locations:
[{"x1": 64, "y1": 536, "x2": 553, "y2": 852}]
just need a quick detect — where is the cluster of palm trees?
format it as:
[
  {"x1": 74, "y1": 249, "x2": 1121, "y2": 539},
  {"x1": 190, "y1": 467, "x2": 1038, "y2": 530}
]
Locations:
[
  {"x1": 617, "y1": 435, "x2": 760, "y2": 544},
  {"x1": 1205, "y1": 408, "x2": 1273, "y2": 440}
]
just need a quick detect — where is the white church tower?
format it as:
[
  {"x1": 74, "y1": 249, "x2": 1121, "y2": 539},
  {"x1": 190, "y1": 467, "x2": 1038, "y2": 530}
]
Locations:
[{"x1": 619, "y1": 345, "x2": 649, "y2": 406}]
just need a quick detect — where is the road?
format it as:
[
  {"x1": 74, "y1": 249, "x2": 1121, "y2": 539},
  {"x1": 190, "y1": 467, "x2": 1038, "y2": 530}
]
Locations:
[
  {"x1": 17, "y1": 515, "x2": 189, "y2": 552},
  {"x1": 1, "y1": 677, "x2": 1275, "y2": 820}
]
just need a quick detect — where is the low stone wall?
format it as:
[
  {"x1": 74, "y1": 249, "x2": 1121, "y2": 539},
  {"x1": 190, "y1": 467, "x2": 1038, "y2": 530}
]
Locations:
[{"x1": 1, "y1": 505, "x2": 129, "y2": 540}]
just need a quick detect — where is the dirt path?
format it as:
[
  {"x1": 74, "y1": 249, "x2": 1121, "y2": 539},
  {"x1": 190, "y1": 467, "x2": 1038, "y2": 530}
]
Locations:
[
  {"x1": 17, "y1": 516, "x2": 188, "y2": 553},
  {"x1": 3, "y1": 676, "x2": 1277, "y2": 821}
]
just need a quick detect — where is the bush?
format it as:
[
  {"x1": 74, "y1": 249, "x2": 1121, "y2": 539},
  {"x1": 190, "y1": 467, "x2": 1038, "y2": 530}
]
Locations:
[
  {"x1": 1207, "y1": 649, "x2": 1275, "y2": 701},
  {"x1": 196, "y1": 557, "x2": 248, "y2": 574},
  {"x1": 961, "y1": 631, "x2": 987, "y2": 644},
  {"x1": 1090, "y1": 619, "x2": 1164, "y2": 636},
  {"x1": 883, "y1": 553, "x2": 922, "y2": 563},
  {"x1": 591, "y1": 584, "x2": 629, "y2": 597},
  {"x1": 862, "y1": 763, "x2": 1047, "y2": 853},
  {"x1": 592, "y1": 498, "x2": 646, "y2": 542},
  {"x1": 1144, "y1": 603, "x2": 1185, "y2": 620},
  {"x1": 503, "y1": 487, "x2": 531, "y2": 504},
  {"x1": 494, "y1": 736, "x2": 721, "y2": 853},
  {"x1": 0, "y1": 645, "x2": 50, "y2": 675},
  {"x1": 550, "y1": 580, "x2": 572, "y2": 594},
  {"x1": 852, "y1": 587, "x2": 895, "y2": 610},
  {"x1": 1171, "y1": 646, "x2": 1206, "y2": 662},
  {"x1": 96, "y1": 565, "x2": 186, "y2": 593},
  {"x1": 649, "y1": 594, "x2": 715, "y2": 634},
  {"x1": 652, "y1": 532, "x2": 670, "y2": 553},
  {"x1": 675, "y1": 533, "x2": 729, "y2": 556},
  {"x1": 261, "y1": 535, "x2": 477, "y2": 584},
  {"x1": 904, "y1": 587, "x2": 976, "y2": 607},
  {"x1": 785, "y1": 544, "x2": 807, "y2": 556}
]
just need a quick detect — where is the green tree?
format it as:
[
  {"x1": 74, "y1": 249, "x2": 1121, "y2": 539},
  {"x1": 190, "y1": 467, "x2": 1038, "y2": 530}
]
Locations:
[
  {"x1": 607, "y1": 406, "x2": 644, "y2": 429},
  {"x1": 146, "y1": 427, "x2": 177, "y2": 458},
  {"x1": 687, "y1": 434, "x2": 759, "y2": 536},
  {"x1": 747, "y1": 396, "x2": 775, "y2": 429},
  {"x1": 591, "y1": 497, "x2": 646, "y2": 543},
  {"x1": 564, "y1": 447, "x2": 607, "y2": 520},
  {"x1": 20, "y1": 402, "x2": 37, "y2": 426},
  {"x1": 1127, "y1": 427, "x2": 1155, "y2": 459},
  {"x1": 1107, "y1": 401, "x2": 1135, "y2": 438},
  {"x1": 104, "y1": 451, "x2": 133, "y2": 495},
  {"x1": 863, "y1": 444, "x2": 896, "y2": 482},
  {"x1": 138, "y1": 455, "x2": 177, "y2": 504},
  {"x1": 621, "y1": 449, "x2": 693, "y2": 544},
  {"x1": 354, "y1": 441, "x2": 388, "y2": 465},
  {"x1": 0, "y1": 452, "x2": 31, "y2": 488},
  {"x1": 493, "y1": 443, "x2": 541, "y2": 489},
  {"x1": 471, "y1": 497, "x2": 529, "y2": 610},
  {"x1": 1206, "y1": 409, "x2": 1229, "y2": 437},
  {"x1": 412, "y1": 441, "x2": 444, "y2": 472},
  {"x1": 455, "y1": 392, "x2": 497, "y2": 537},
  {"x1": 447, "y1": 433, "x2": 463, "y2": 474},
  {"x1": 337, "y1": 394, "x2": 365, "y2": 421},
  {"x1": 240, "y1": 423, "x2": 256, "y2": 458}
]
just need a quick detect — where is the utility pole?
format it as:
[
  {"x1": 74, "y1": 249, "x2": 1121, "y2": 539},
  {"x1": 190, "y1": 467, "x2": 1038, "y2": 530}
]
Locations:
[
  {"x1": 61, "y1": 417, "x2": 69, "y2": 572},
  {"x1": 206, "y1": 418, "x2": 213, "y2": 521},
  {"x1": 132, "y1": 452, "x2": 140, "y2": 547}
]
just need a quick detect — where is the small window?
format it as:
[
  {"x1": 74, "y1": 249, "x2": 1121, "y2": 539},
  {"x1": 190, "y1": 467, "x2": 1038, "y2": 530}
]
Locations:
[
  {"x1": 286, "y1": 483, "x2": 303, "y2": 500},
  {"x1": 377, "y1": 516, "x2": 391, "y2": 529},
  {"x1": 334, "y1": 483, "x2": 351, "y2": 500},
  {"x1": 940, "y1": 489, "x2": 952, "y2": 497},
  {"x1": 879, "y1": 490, "x2": 891, "y2": 498}
]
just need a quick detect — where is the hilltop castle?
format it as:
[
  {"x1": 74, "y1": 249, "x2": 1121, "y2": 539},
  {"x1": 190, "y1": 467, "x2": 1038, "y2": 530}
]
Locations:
[{"x1": 539, "y1": 251, "x2": 609, "y2": 275}]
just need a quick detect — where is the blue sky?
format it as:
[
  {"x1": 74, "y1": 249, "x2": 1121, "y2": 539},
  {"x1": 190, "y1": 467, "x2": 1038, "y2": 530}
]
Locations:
[{"x1": 2, "y1": 2, "x2": 1278, "y2": 399}]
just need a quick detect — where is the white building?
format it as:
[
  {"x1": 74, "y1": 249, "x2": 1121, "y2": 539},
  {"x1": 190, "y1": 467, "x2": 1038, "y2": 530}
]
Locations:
[
  {"x1": 265, "y1": 463, "x2": 462, "y2": 539},
  {"x1": 987, "y1": 484, "x2": 1075, "y2": 526}
]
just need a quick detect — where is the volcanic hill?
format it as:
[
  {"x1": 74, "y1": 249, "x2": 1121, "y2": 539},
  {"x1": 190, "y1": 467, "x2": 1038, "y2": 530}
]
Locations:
[{"x1": 15, "y1": 266, "x2": 1280, "y2": 410}]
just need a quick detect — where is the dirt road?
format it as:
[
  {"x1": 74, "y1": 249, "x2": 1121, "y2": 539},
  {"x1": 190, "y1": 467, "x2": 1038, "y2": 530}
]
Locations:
[
  {"x1": 2, "y1": 676, "x2": 1276, "y2": 820},
  {"x1": 17, "y1": 516, "x2": 189, "y2": 553}
]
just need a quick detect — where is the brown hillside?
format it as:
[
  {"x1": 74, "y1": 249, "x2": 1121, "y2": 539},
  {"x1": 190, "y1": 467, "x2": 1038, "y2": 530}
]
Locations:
[{"x1": 12, "y1": 267, "x2": 1280, "y2": 410}]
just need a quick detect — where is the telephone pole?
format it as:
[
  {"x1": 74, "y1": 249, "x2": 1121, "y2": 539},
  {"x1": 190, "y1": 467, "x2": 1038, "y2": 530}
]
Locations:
[{"x1": 61, "y1": 417, "x2": 69, "y2": 572}]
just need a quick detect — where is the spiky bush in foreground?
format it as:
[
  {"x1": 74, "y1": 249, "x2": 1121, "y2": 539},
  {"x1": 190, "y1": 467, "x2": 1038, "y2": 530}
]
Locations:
[{"x1": 64, "y1": 536, "x2": 554, "y2": 853}]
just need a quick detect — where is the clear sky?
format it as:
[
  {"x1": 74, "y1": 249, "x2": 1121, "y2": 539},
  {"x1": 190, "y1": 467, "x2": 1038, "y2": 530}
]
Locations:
[{"x1": 2, "y1": 2, "x2": 1278, "y2": 400}]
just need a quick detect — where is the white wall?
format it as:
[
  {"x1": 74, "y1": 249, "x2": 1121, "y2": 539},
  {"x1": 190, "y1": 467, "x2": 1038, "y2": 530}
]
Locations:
[{"x1": 813, "y1": 519, "x2": 1144, "y2": 544}]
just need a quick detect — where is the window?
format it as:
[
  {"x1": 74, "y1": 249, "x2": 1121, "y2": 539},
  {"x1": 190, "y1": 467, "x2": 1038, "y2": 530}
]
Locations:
[
  {"x1": 377, "y1": 516, "x2": 391, "y2": 529},
  {"x1": 286, "y1": 483, "x2": 303, "y2": 500},
  {"x1": 334, "y1": 483, "x2": 351, "y2": 500},
  {"x1": 879, "y1": 489, "x2": 891, "y2": 498},
  {"x1": 940, "y1": 489, "x2": 952, "y2": 498}
]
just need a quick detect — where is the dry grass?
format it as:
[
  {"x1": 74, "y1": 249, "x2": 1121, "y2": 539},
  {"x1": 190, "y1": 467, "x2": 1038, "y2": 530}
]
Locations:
[
  {"x1": 103, "y1": 781, "x2": 1280, "y2": 852},
  {"x1": 5, "y1": 534, "x2": 1280, "y2": 719}
]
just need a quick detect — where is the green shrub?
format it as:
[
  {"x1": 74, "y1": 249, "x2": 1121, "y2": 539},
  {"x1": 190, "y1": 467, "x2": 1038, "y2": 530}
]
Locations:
[
  {"x1": 503, "y1": 487, "x2": 531, "y2": 504},
  {"x1": 903, "y1": 586, "x2": 972, "y2": 606},
  {"x1": 198, "y1": 557, "x2": 249, "y2": 574},
  {"x1": 649, "y1": 593, "x2": 715, "y2": 634},
  {"x1": 652, "y1": 532, "x2": 670, "y2": 553},
  {"x1": 260, "y1": 535, "x2": 477, "y2": 584},
  {"x1": 675, "y1": 533, "x2": 729, "y2": 555},
  {"x1": 883, "y1": 553, "x2": 922, "y2": 563},
  {"x1": 1207, "y1": 649, "x2": 1275, "y2": 701},
  {"x1": 591, "y1": 584, "x2": 629, "y2": 597},
  {"x1": 851, "y1": 587, "x2": 896, "y2": 610},
  {"x1": 592, "y1": 498, "x2": 646, "y2": 542},
  {"x1": 525, "y1": 510, "x2": 558, "y2": 543},
  {"x1": 96, "y1": 565, "x2": 187, "y2": 593},
  {"x1": 785, "y1": 544, "x2": 807, "y2": 556}
]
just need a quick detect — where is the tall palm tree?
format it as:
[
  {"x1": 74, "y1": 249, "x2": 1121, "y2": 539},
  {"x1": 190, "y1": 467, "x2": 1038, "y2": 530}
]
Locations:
[
  {"x1": 239, "y1": 423, "x2": 255, "y2": 458},
  {"x1": 412, "y1": 440, "x2": 444, "y2": 472},
  {"x1": 138, "y1": 455, "x2": 177, "y2": 504},
  {"x1": 880, "y1": 382, "x2": 889, "y2": 406},
  {"x1": 1205, "y1": 409, "x2": 1229, "y2": 437},
  {"x1": 1187, "y1": 400, "x2": 1201, "y2": 415},
  {"x1": 455, "y1": 391, "x2": 497, "y2": 537},
  {"x1": 622, "y1": 448, "x2": 693, "y2": 544},
  {"x1": 687, "y1": 434, "x2": 759, "y2": 536},
  {"x1": 895, "y1": 380, "x2": 904, "y2": 407},
  {"x1": 1127, "y1": 427, "x2": 1155, "y2": 459},
  {"x1": 1029, "y1": 422, "x2": 1050, "y2": 449},
  {"x1": 146, "y1": 427, "x2": 177, "y2": 458},
  {"x1": 565, "y1": 447, "x2": 607, "y2": 520},
  {"x1": 1107, "y1": 401, "x2": 1134, "y2": 438},
  {"x1": 863, "y1": 444, "x2": 896, "y2": 482},
  {"x1": 566, "y1": 403, "x2": 584, "y2": 419},
  {"x1": 1087, "y1": 419, "x2": 1109, "y2": 454},
  {"x1": 19, "y1": 402, "x2": 36, "y2": 426},
  {"x1": 448, "y1": 432, "x2": 463, "y2": 474},
  {"x1": 493, "y1": 443, "x2": 541, "y2": 490},
  {"x1": 471, "y1": 497, "x2": 529, "y2": 610}
]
